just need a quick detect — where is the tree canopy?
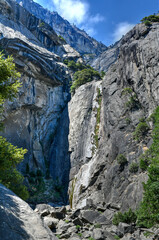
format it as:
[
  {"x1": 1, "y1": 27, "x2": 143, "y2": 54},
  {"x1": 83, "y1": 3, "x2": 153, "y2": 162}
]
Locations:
[{"x1": 0, "y1": 52, "x2": 29, "y2": 200}]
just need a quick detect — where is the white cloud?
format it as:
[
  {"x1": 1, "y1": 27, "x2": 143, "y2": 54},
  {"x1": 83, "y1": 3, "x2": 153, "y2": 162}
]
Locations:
[
  {"x1": 51, "y1": 0, "x2": 105, "y2": 37},
  {"x1": 89, "y1": 14, "x2": 105, "y2": 24},
  {"x1": 52, "y1": 0, "x2": 89, "y2": 25},
  {"x1": 113, "y1": 22, "x2": 135, "y2": 42}
]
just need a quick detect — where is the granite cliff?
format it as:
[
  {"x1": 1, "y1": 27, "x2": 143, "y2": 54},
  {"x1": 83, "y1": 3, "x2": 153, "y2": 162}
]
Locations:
[
  {"x1": 15, "y1": 0, "x2": 107, "y2": 56},
  {"x1": 0, "y1": 0, "x2": 159, "y2": 239}
]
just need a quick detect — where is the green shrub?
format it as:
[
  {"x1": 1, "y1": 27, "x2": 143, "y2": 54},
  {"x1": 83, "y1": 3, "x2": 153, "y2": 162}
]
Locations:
[
  {"x1": 114, "y1": 236, "x2": 120, "y2": 240},
  {"x1": 141, "y1": 14, "x2": 159, "y2": 24},
  {"x1": 122, "y1": 88, "x2": 140, "y2": 110},
  {"x1": 94, "y1": 223, "x2": 102, "y2": 228},
  {"x1": 135, "y1": 106, "x2": 159, "y2": 228},
  {"x1": 116, "y1": 154, "x2": 128, "y2": 165},
  {"x1": 39, "y1": 22, "x2": 45, "y2": 27},
  {"x1": 0, "y1": 52, "x2": 29, "y2": 200},
  {"x1": 112, "y1": 209, "x2": 137, "y2": 226},
  {"x1": 129, "y1": 162, "x2": 139, "y2": 173},
  {"x1": 76, "y1": 225, "x2": 81, "y2": 230},
  {"x1": 139, "y1": 156, "x2": 151, "y2": 171},
  {"x1": 71, "y1": 68, "x2": 101, "y2": 93},
  {"x1": 0, "y1": 136, "x2": 28, "y2": 200},
  {"x1": 101, "y1": 71, "x2": 105, "y2": 78},
  {"x1": 67, "y1": 60, "x2": 78, "y2": 71},
  {"x1": 125, "y1": 118, "x2": 131, "y2": 124},
  {"x1": 94, "y1": 88, "x2": 102, "y2": 149},
  {"x1": 58, "y1": 35, "x2": 66, "y2": 42},
  {"x1": 126, "y1": 96, "x2": 140, "y2": 110},
  {"x1": 133, "y1": 121, "x2": 149, "y2": 140},
  {"x1": 144, "y1": 20, "x2": 152, "y2": 26},
  {"x1": 63, "y1": 59, "x2": 68, "y2": 65},
  {"x1": 122, "y1": 87, "x2": 133, "y2": 95}
]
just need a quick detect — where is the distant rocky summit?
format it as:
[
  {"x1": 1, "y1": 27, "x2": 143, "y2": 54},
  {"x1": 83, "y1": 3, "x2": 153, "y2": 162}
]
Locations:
[{"x1": 15, "y1": 0, "x2": 107, "y2": 56}]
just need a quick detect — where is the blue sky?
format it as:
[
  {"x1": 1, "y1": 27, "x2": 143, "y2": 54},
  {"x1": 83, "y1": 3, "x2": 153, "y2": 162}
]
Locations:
[{"x1": 34, "y1": 0, "x2": 159, "y2": 46}]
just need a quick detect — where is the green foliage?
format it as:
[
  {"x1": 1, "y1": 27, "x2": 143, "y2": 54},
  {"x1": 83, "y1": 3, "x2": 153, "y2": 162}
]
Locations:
[
  {"x1": 136, "y1": 106, "x2": 159, "y2": 228},
  {"x1": 58, "y1": 35, "x2": 66, "y2": 42},
  {"x1": 125, "y1": 118, "x2": 131, "y2": 124},
  {"x1": 122, "y1": 87, "x2": 140, "y2": 111},
  {"x1": 94, "y1": 88, "x2": 102, "y2": 149},
  {"x1": 69, "y1": 177, "x2": 77, "y2": 208},
  {"x1": 63, "y1": 59, "x2": 68, "y2": 65},
  {"x1": 76, "y1": 225, "x2": 81, "y2": 230},
  {"x1": 78, "y1": 233, "x2": 82, "y2": 237},
  {"x1": 88, "y1": 238, "x2": 95, "y2": 240},
  {"x1": 39, "y1": 22, "x2": 45, "y2": 27},
  {"x1": 144, "y1": 20, "x2": 152, "y2": 26},
  {"x1": 0, "y1": 136, "x2": 28, "y2": 200},
  {"x1": 126, "y1": 96, "x2": 140, "y2": 110},
  {"x1": 112, "y1": 208, "x2": 137, "y2": 226},
  {"x1": 140, "y1": 154, "x2": 151, "y2": 171},
  {"x1": 0, "y1": 52, "x2": 28, "y2": 200},
  {"x1": 67, "y1": 60, "x2": 78, "y2": 71},
  {"x1": 114, "y1": 236, "x2": 120, "y2": 240},
  {"x1": 71, "y1": 68, "x2": 101, "y2": 93},
  {"x1": 122, "y1": 87, "x2": 133, "y2": 95},
  {"x1": 101, "y1": 71, "x2": 105, "y2": 78},
  {"x1": 141, "y1": 14, "x2": 159, "y2": 25},
  {"x1": 94, "y1": 223, "x2": 102, "y2": 228},
  {"x1": 0, "y1": 53, "x2": 21, "y2": 122},
  {"x1": 129, "y1": 162, "x2": 139, "y2": 173},
  {"x1": 133, "y1": 121, "x2": 149, "y2": 141},
  {"x1": 116, "y1": 154, "x2": 128, "y2": 165}
]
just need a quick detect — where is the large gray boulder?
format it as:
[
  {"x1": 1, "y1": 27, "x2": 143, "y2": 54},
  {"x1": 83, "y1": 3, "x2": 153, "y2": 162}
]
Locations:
[{"x1": 0, "y1": 184, "x2": 57, "y2": 240}]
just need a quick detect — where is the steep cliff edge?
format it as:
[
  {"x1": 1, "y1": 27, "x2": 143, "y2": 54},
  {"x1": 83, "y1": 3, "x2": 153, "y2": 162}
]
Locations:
[
  {"x1": 15, "y1": 0, "x2": 107, "y2": 56},
  {"x1": 0, "y1": 0, "x2": 71, "y2": 179},
  {"x1": 0, "y1": 0, "x2": 159, "y2": 238},
  {"x1": 69, "y1": 22, "x2": 159, "y2": 213}
]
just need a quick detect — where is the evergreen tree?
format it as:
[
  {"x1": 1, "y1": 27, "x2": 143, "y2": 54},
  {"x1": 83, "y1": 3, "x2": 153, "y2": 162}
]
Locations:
[{"x1": 0, "y1": 52, "x2": 29, "y2": 200}]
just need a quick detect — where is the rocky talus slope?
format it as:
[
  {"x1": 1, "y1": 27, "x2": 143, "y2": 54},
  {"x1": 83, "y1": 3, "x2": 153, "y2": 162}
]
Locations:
[{"x1": 0, "y1": 0, "x2": 159, "y2": 239}]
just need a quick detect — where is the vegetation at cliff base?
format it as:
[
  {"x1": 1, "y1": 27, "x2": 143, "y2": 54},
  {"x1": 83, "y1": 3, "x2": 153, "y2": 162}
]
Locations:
[
  {"x1": 0, "y1": 52, "x2": 29, "y2": 200},
  {"x1": 136, "y1": 106, "x2": 159, "y2": 228},
  {"x1": 112, "y1": 208, "x2": 137, "y2": 226},
  {"x1": 133, "y1": 120, "x2": 149, "y2": 141}
]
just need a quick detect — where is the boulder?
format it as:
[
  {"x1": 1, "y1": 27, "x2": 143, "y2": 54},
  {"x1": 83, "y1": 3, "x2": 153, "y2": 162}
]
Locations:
[
  {"x1": 117, "y1": 222, "x2": 134, "y2": 237},
  {"x1": 80, "y1": 210, "x2": 101, "y2": 224},
  {"x1": 0, "y1": 184, "x2": 57, "y2": 240}
]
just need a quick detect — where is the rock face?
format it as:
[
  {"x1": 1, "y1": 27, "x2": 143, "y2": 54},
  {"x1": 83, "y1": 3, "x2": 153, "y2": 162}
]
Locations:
[
  {"x1": 69, "y1": 22, "x2": 159, "y2": 213},
  {"x1": 91, "y1": 41, "x2": 121, "y2": 72},
  {"x1": 15, "y1": 0, "x2": 107, "y2": 56},
  {"x1": 1, "y1": 0, "x2": 159, "y2": 238},
  {"x1": 0, "y1": 0, "x2": 71, "y2": 177},
  {"x1": 0, "y1": 184, "x2": 57, "y2": 240}
]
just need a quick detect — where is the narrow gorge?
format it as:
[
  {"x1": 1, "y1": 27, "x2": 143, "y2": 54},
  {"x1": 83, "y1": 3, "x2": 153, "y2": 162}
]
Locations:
[{"x1": 0, "y1": 0, "x2": 159, "y2": 239}]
